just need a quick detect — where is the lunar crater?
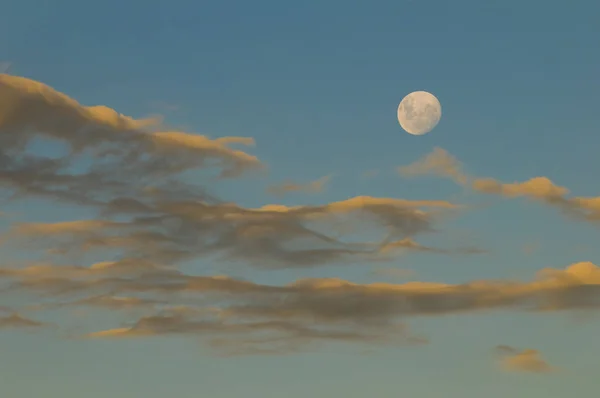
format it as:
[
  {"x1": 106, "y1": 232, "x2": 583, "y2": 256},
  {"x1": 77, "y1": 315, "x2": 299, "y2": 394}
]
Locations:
[{"x1": 397, "y1": 91, "x2": 441, "y2": 135}]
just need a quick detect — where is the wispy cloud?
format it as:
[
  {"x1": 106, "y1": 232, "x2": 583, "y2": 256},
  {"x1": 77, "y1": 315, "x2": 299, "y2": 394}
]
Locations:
[
  {"x1": 0, "y1": 74, "x2": 261, "y2": 205},
  {"x1": 1, "y1": 257, "x2": 600, "y2": 354},
  {"x1": 5, "y1": 195, "x2": 461, "y2": 269},
  {"x1": 0, "y1": 75, "x2": 473, "y2": 270},
  {"x1": 398, "y1": 147, "x2": 468, "y2": 185},
  {"x1": 495, "y1": 345, "x2": 557, "y2": 374},
  {"x1": 267, "y1": 174, "x2": 333, "y2": 196},
  {"x1": 1, "y1": 74, "x2": 596, "y2": 357},
  {"x1": 399, "y1": 147, "x2": 600, "y2": 223},
  {"x1": 471, "y1": 177, "x2": 600, "y2": 222},
  {"x1": 0, "y1": 312, "x2": 46, "y2": 329}
]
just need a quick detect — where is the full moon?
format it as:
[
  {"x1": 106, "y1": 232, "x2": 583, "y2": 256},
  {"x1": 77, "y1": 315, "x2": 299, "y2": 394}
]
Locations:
[{"x1": 397, "y1": 91, "x2": 442, "y2": 135}]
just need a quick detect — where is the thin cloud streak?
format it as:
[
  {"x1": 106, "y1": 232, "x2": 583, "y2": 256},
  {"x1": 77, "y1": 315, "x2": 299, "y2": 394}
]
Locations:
[{"x1": 267, "y1": 174, "x2": 333, "y2": 196}]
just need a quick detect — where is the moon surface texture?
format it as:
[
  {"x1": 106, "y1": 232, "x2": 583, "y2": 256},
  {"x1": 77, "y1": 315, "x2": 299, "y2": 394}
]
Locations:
[{"x1": 397, "y1": 91, "x2": 442, "y2": 135}]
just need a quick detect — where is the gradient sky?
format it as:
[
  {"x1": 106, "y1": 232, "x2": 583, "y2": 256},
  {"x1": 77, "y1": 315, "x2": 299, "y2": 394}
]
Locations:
[{"x1": 1, "y1": 0, "x2": 600, "y2": 397}]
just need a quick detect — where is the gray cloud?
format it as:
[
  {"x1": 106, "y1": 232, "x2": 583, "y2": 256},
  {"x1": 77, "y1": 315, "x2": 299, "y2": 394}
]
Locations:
[
  {"x1": 0, "y1": 74, "x2": 261, "y2": 206},
  {"x1": 6, "y1": 196, "x2": 461, "y2": 269},
  {"x1": 0, "y1": 313, "x2": 46, "y2": 329},
  {"x1": 1, "y1": 258, "x2": 600, "y2": 354}
]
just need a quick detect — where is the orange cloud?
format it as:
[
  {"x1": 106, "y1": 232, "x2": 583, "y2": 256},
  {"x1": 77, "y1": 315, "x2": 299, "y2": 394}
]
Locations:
[
  {"x1": 399, "y1": 148, "x2": 600, "y2": 223},
  {"x1": 495, "y1": 345, "x2": 557, "y2": 373},
  {"x1": 0, "y1": 74, "x2": 261, "y2": 205}
]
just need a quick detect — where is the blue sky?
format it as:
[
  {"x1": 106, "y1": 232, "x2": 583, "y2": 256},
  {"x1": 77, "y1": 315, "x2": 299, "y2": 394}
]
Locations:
[{"x1": 1, "y1": 0, "x2": 600, "y2": 397}]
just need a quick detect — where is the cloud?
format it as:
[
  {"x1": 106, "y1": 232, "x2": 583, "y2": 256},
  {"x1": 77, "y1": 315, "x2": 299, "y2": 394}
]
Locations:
[
  {"x1": 495, "y1": 345, "x2": 557, "y2": 373},
  {"x1": 1, "y1": 258, "x2": 600, "y2": 354},
  {"x1": 14, "y1": 219, "x2": 122, "y2": 237},
  {"x1": 398, "y1": 147, "x2": 469, "y2": 185},
  {"x1": 86, "y1": 313, "x2": 422, "y2": 356},
  {"x1": 471, "y1": 176, "x2": 600, "y2": 222},
  {"x1": 3, "y1": 74, "x2": 593, "y2": 357},
  {"x1": 267, "y1": 174, "x2": 333, "y2": 196},
  {"x1": 0, "y1": 313, "x2": 45, "y2": 329},
  {"x1": 6, "y1": 195, "x2": 461, "y2": 269},
  {"x1": 399, "y1": 148, "x2": 600, "y2": 223},
  {"x1": 0, "y1": 74, "x2": 261, "y2": 205},
  {"x1": 472, "y1": 177, "x2": 569, "y2": 199},
  {"x1": 45, "y1": 295, "x2": 161, "y2": 311},
  {"x1": 379, "y1": 238, "x2": 486, "y2": 256},
  {"x1": 0, "y1": 75, "x2": 473, "y2": 270}
]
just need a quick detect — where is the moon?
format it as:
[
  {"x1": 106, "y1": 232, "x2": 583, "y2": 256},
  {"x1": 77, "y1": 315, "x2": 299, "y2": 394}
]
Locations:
[{"x1": 397, "y1": 91, "x2": 442, "y2": 135}]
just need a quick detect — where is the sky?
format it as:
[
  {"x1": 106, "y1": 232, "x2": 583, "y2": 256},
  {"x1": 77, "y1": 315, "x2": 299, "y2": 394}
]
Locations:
[{"x1": 1, "y1": 0, "x2": 600, "y2": 397}]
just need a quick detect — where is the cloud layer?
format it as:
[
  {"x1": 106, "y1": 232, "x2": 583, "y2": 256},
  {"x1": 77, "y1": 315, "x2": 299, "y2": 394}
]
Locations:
[
  {"x1": 1, "y1": 74, "x2": 598, "y2": 363},
  {"x1": 1, "y1": 257, "x2": 599, "y2": 354}
]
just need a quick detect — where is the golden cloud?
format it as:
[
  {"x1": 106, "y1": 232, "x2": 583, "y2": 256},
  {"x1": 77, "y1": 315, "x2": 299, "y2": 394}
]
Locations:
[
  {"x1": 399, "y1": 147, "x2": 600, "y2": 223},
  {"x1": 495, "y1": 345, "x2": 557, "y2": 373},
  {"x1": 2, "y1": 74, "x2": 594, "y2": 358},
  {"x1": 1, "y1": 259, "x2": 599, "y2": 354}
]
